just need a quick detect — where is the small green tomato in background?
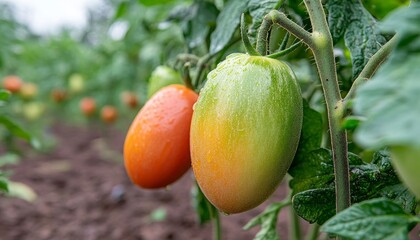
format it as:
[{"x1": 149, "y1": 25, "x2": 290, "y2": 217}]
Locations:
[
  {"x1": 147, "y1": 66, "x2": 182, "y2": 99},
  {"x1": 68, "y1": 74, "x2": 85, "y2": 94},
  {"x1": 190, "y1": 53, "x2": 303, "y2": 214},
  {"x1": 22, "y1": 102, "x2": 45, "y2": 121},
  {"x1": 390, "y1": 146, "x2": 420, "y2": 199}
]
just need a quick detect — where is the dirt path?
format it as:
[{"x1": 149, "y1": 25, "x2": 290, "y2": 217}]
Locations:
[{"x1": 0, "y1": 124, "x2": 293, "y2": 240}]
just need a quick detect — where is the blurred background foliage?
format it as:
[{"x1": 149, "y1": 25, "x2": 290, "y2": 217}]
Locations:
[{"x1": 0, "y1": 0, "x2": 410, "y2": 196}]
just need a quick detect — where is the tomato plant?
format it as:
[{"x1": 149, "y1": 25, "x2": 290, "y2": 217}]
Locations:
[
  {"x1": 124, "y1": 84, "x2": 198, "y2": 189},
  {"x1": 118, "y1": 0, "x2": 420, "y2": 239},
  {"x1": 0, "y1": 0, "x2": 419, "y2": 239}
]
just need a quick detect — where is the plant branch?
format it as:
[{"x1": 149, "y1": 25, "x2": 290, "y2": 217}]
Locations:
[
  {"x1": 290, "y1": 207, "x2": 301, "y2": 240},
  {"x1": 213, "y1": 210, "x2": 222, "y2": 240},
  {"x1": 256, "y1": 16, "x2": 273, "y2": 55},
  {"x1": 343, "y1": 36, "x2": 397, "y2": 103},
  {"x1": 278, "y1": 32, "x2": 290, "y2": 51},
  {"x1": 241, "y1": 14, "x2": 260, "y2": 56},
  {"x1": 274, "y1": 0, "x2": 285, "y2": 9},
  {"x1": 303, "y1": 0, "x2": 350, "y2": 217},
  {"x1": 267, "y1": 41, "x2": 301, "y2": 59},
  {"x1": 182, "y1": 63, "x2": 194, "y2": 91},
  {"x1": 266, "y1": 10, "x2": 314, "y2": 48},
  {"x1": 305, "y1": 224, "x2": 320, "y2": 240}
]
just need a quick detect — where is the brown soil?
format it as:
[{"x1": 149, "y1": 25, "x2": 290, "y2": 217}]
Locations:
[
  {"x1": 0, "y1": 124, "x2": 293, "y2": 240},
  {"x1": 1, "y1": 124, "x2": 418, "y2": 240}
]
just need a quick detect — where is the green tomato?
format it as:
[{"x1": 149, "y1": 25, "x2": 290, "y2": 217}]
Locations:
[
  {"x1": 190, "y1": 53, "x2": 303, "y2": 214},
  {"x1": 390, "y1": 146, "x2": 420, "y2": 199},
  {"x1": 22, "y1": 102, "x2": 45, "y2": 121},
  {"x1": 68, "y1": 74, "x2": 85, "y2": 94},
  {"x1": 147, "y1": 66, "x2": 182, "y2": 99}
]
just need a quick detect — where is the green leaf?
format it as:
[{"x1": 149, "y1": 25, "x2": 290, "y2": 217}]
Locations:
[
  {"x1": 295, "y1": 100, "x2": 323, "y2": 155},
  {"x1": 6, "y1": 181, "x2": 37, "y2": 202},
  {"x1": 289, "y1": 148, "x2": 335, "y2": 194},
  {"x1": 0, "y1": 116, "x2": 32, "y2": 142},
  {"x1": 0, "y1": 89, "x2": 11, "y2": 102},
  {"x1": 149, "y1": 207, "x2": 167, "y2": 222},
  {"x1": 209, "y1": 0, "x2": 249, "y2": 54},
  {"x1": 353, "y1": 3, "x2": 420, "y2": 149},
  {"x1": 114, "y1": 1, "x2": 129, "y2": 19},
  {"x1": 289, "y1": 147, "x2": 363, "y2": 195},
  {"x1": 327, "y1": 0, "x2": 387, "y2": 77},
  {"x1": 288, "y1": 101, "x2": 323, "y2": 180},
  {"x1": 191, "y1": 182, "x2": 217, "y2": 225},
  {"x1": 138, "y1": 0, "x2": 176, "y2": 6},
  {"x1": 0, "y1": 177, "x2": 8, "y2": 193},
  {"x1": 165, "y1": 2, "x2": 218, "y2": 50},
  {"x1": 321, "y1": 198, "x2": 420, "y2": 240},
  {"x1": 243, "y1": 201, "x2": 290, "y2": 240},
  {"x1": 378, "y1": 184, "x2": 417, "y2": 214},
  {"x1": 247, "y1": 0, "x2": 279, "y2": 45},
  {"x1": 183, "y1": 2, "x2": 219, "y2": 49},
  {"x1": 341, "y1": 116, "x2": 363, "y2": 130},
  {"x1": 291, "y1": 149, "x2": 416, "y2": 225},
  {"x1": 362, "y1": 0, "x2": 409, "y2": 19},
  {"x1": 293, "y1": 188, "x2": 336, "y2": 224},
  {"x1": 0, "y1": 153, "x2": 20, "y2": 167}
]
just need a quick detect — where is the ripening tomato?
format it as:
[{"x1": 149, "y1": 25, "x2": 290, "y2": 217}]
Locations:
[
  {"x1": 2, "y1": 75, "x2": 23, "y2": 93},
  {"x1": 190, "y1": 53, "x2": 303, "y2": 214},
  {"x1": 80, "y1": 97, "x2": 96, "y2": 117},
  {"x1": 51, "y1": 89, "x2": 67, "y2": 103},
  {"x1": 120, "y1": 91, "x2": 139, "y2": 109},
  {"x1": 20, "y1": 82, "x2": 38, "y2": 100},
  {"x1": 124, "y1": 84, "x2": 198, "y2": 189},
  {"x1": 147, "y1": 66, "x2": 183, "y2": 99},
  {"x1": 101, "y1": 105, "x2": 118, "y2": 123},
  {"x1": 390, "y1": 146, "x2": 420, "y2": 199}
]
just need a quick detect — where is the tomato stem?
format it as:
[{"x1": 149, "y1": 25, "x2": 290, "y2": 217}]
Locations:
[
  {"x1": 343, "y1": 36, "x2": 397, "y2": 105},
  {"x1": 305, "y1": 224, "x2": 320, "y2": 240},
  {"x1": 303, "y1": 1, "x2": 350, "y2": 238},
  {"x1": 182, "y1": 63, "x2": 195, "y2": 91},
  {"x1": 265, "y1": 10, "x2": 314, "y2": 49},
  {"x1": 256, "y1": 14, "x2": 273, "y2": 55},
  {"x1": 240, "y1": 14, "x2": 261, "y2": 56},
  {"x1": 289, "y1": 207, "x2": 302, "y2": 240},
  {"x1": 278, "y1": 32, "x2": 290, "y2": 52},
  {"x1": 213, "y1": 210, "x2": 222, "y2": 240},
  {"x1": 266, "y1": 40, "x2": 301, "y2": 59}
]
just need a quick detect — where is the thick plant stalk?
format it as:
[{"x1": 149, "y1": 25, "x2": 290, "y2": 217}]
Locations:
[
  {"x1": 302, "y1": 0, "x2": 350, "y2": 215},
  {"x1": 260, "y1": 1, "x2": 351, "y2": 215}
]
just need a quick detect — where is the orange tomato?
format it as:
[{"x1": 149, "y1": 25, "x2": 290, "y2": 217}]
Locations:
[
  {"x1": 124, "y1": 84, "x2": 198, "y2": 189},
  {"x1": 101, "y1": 105, "x2": 118, "y2": 123},
  {"x1": 80, "y1": 97, "x2": 96, "y2": 117},
  {"x1": 2, "y1": 75, "x2": 23, "y2": 93}
]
